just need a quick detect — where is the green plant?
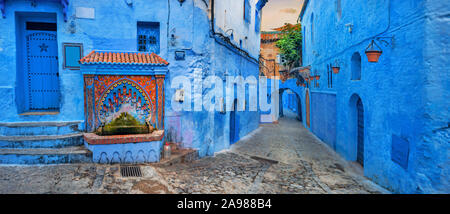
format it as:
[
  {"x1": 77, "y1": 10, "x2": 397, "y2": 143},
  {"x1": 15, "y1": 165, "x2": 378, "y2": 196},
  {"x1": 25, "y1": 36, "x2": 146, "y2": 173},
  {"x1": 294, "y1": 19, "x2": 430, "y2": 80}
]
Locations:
[
  {"x1": 98, "y1": 112, "x2": 150, "y2": 135},
  {"x1": 275, "y1": 23, "x2": 302, "y2": 72}
]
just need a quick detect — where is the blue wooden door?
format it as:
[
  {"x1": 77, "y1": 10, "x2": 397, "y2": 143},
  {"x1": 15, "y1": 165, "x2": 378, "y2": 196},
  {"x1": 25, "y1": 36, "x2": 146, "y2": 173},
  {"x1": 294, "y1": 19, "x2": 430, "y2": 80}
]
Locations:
[
  {"x1": 230, "y1": 99, "x2": 239, "y2": 144},
  {"x1": 25, "y1": 28, "x2": 59, "y2": 111},
  {"x1": 279, "y1": 91, "x2": 284, "y2": 117},
  {"x1": 356, "y1": 98, "x2": 364, "y2": 166},
  {"x1": 296, "y1": 94, "x2": 302, "y2": 121}
]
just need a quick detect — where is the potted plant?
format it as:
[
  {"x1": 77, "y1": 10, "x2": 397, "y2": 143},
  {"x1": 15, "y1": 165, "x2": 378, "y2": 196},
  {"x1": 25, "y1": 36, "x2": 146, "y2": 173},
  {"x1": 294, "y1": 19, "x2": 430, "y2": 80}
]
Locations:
[
  {"x1": 365, "y1": 40, "x2": 383, "y2": 63},
  {"x1": 332, "y1": 66, "x2": 340, "y2": 74}
]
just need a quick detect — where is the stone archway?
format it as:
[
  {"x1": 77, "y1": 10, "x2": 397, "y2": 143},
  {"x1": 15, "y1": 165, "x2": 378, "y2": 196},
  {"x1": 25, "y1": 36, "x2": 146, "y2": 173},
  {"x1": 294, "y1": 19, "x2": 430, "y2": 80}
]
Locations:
[{"x1": 279, "y1": 88, "x2": 302, "y2": 121}]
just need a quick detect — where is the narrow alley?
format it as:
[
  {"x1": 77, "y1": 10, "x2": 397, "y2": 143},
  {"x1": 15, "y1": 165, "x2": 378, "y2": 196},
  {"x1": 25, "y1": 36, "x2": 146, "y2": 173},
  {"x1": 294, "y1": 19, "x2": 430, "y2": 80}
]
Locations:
[{"x1": 0, "y1": 112, "x2": 387, "y2": 194}]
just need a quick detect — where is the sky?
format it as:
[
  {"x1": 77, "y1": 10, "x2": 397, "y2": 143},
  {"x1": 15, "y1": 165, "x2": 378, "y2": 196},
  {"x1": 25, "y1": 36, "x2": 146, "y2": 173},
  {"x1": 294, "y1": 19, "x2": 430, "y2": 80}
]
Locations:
[{"x1": 261, "y1": 0, "x2": 304, "y2": 31}]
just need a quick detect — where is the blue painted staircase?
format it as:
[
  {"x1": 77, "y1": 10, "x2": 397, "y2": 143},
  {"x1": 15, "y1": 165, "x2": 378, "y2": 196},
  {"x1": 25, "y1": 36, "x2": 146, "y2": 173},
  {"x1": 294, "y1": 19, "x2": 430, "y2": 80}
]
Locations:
[{"x1": 0, "y1": 121, "x2": 92, "y2": 164}]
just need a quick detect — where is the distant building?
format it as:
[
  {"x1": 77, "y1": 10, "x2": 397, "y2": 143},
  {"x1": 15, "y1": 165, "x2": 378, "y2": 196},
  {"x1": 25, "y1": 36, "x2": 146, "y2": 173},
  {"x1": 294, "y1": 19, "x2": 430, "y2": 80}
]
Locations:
[
  {"x1": 299, "y1": 0, "x2": 449, "y2": 193},
  {"x1": 260, "y1": 31, "x2": 283, "y2": 78},
  {"x1": 259, "y1": 23, "x2": 301, "y2": 79}
]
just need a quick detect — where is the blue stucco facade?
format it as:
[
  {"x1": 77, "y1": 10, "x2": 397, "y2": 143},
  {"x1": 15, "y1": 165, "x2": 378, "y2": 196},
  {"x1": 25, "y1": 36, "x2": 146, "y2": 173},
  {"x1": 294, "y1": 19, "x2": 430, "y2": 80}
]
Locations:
[
  {"x1": 298, "y1": 0, "x2": 450, "y2": 193},
  {"x1": 0, "y1": 0, "x2": 266, "y2": 163}
]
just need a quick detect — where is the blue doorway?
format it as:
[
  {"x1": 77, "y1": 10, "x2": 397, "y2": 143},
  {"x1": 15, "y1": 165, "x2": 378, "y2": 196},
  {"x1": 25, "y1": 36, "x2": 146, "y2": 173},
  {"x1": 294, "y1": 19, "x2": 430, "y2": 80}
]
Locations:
[
  {"x1": 17, "y1": 14, "x2": 60, "y2": 113},
  {"x1": 230, "y1": 99, "x2": 239, "y2": 144},
  {"x1": 356, "y1": 98, "x2": 364, "y2": 166}
]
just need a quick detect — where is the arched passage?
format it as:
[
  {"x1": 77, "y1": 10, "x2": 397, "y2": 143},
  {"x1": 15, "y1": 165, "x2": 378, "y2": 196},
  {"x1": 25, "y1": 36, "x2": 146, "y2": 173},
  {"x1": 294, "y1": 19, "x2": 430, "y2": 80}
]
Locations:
[{"x1": 279, "y1": 88, "x2": 302, "y2": 121}]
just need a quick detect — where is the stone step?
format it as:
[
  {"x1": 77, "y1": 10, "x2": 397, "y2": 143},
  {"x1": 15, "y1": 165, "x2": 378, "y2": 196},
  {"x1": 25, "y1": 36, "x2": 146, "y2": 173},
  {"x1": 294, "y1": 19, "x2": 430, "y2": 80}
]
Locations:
[
  {"x1": 0, "y1": 133, "x2": 84, "y2": 149},
  {"x1": 0, "y1": 121, "x2": 83, "y2": 136},
  {"x1": 0, "y1": 146, "x2": 92, "y2": 165},
  {"x1": 156, "y1": 148, "x2": 198, "y2": 167}
]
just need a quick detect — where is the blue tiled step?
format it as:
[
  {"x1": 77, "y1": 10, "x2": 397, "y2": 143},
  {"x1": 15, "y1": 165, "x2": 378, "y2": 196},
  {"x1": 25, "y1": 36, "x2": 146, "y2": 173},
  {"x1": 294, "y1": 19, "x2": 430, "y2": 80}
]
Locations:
[
  {"x1": 0, "y1": 121, "x2": 83, "y2": 136},
  {"x1": 0, "y1": 133, "x2": 84, "y2": 149},
  {"x1": 0, "y1": 146, "x2": 92, "y2": 165}
]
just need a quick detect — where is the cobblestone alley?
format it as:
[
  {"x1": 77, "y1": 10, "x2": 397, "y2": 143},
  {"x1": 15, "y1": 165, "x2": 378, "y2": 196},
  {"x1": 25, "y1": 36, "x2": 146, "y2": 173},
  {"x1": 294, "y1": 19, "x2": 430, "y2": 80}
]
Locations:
[{"x1": 0, "y1": 111, "x2": 388, "y2": 194}]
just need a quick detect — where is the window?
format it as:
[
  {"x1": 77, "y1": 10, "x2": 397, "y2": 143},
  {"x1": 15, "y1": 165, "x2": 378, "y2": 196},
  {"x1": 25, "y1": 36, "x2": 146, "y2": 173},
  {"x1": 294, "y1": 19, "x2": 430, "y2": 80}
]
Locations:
[
  {"x1": 244, "y1": 0, "x2": 251, "y2": 23},
  {"x1": 310, "y1": 13, "x2": 314, "y2": 44},
  {"x1": 276, "y1": 54, "x2": 286, "y2": 65},
  {"x1": 336, "y1": 0, "x2": 342, "y2": 20},
  {"x1": 351, "y1": 52, "x2": 362, "y2": 80},
  {"x1": 137, "y1": 22, "x2": 160, "y2": 53},
  {"x1": 327, "y1": 64, "x2": 333, "y2": 88},
  {"x1": 303, "y1": 27, "x2": 306, "y2": 54},
  {"x1": 255, "y1": 9, "x2": 261, "y2": 32},
  {"x1": 63, "y1": 43, "x2": 83, "y2": 70}
]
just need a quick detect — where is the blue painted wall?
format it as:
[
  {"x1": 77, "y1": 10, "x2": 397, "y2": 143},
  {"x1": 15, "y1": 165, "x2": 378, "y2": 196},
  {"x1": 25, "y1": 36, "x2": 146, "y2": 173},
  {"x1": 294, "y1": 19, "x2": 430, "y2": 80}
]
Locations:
[
  {"x1": 300, "y1": 0, "x2": 450, "y2": 193},
  {"x1": 310, "y1": 92, "x2": 336, "y2": 150},
  {"x1": 0, "y1": 0, "x2": 264, "y2": 159}
]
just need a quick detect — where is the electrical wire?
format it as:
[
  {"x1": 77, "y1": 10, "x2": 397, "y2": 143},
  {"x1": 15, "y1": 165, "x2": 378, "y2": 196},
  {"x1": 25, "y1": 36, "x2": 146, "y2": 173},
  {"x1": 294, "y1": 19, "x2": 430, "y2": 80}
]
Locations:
[{"x1": 210, "y1": 0, "x2": 259, "y2": 64}]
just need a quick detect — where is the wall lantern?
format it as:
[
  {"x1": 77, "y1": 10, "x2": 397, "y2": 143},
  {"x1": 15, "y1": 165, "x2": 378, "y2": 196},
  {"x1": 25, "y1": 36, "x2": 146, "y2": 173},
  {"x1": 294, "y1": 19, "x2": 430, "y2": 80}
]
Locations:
[
  {"x1": 365, "y1": 40, "x2": 383, "y2": 63},
  {"x1": 178, "y1": 0, "x2": 185, "y2": 6}
]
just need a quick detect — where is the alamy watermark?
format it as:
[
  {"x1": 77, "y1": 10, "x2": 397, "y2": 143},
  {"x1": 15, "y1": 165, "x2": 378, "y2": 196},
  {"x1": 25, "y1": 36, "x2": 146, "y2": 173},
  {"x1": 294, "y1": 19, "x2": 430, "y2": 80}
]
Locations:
[{"x1": 170, "y1": 68, "x2": 280, "y2": 113}]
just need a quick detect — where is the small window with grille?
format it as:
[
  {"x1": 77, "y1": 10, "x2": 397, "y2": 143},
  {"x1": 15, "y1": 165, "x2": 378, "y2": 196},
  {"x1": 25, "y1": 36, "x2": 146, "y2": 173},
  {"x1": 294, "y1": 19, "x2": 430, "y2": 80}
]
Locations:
[{"x1": 137, "y1": 22, "x2": 160, "y2": 53}]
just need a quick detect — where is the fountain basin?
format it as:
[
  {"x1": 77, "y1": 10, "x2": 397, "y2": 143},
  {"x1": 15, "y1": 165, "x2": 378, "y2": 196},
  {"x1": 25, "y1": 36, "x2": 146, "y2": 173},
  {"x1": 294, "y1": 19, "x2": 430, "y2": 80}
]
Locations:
[{"x1": 83, "y1": 130, "x2": 164, "y2": 163}]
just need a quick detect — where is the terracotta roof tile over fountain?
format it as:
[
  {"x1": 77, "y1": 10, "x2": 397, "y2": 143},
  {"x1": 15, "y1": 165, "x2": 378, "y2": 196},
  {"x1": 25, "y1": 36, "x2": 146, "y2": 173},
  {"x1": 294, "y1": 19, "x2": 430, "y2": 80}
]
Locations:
[{"x1": 79, "y1": 50, "x2": 169, "y2": 66}]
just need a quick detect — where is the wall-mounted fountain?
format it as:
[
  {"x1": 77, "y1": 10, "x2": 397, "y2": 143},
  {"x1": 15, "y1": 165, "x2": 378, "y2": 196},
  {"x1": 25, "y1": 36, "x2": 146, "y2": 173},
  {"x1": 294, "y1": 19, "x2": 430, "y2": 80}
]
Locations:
[{"x1": 80, "y1": 50, "x2": 169, "y2": 164}]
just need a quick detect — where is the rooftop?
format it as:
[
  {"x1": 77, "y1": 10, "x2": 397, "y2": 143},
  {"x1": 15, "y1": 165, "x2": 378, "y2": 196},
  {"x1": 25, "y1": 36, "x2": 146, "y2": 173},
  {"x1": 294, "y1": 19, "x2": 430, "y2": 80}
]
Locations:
[
  {"x1": 79, "y1": 51, "x2": 169, "y2": 66},
  {"x1": 261, "y1": 32, "x2": 282, "y2": 42}
]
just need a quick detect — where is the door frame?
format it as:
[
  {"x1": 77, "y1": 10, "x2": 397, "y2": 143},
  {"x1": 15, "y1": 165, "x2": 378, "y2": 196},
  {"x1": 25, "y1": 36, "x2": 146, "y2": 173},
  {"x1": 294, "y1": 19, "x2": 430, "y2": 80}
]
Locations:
[
  {"x1": 15, "y1": 12, "x2": 60, "y2": 114},
  {"x1": 356, "y1": 98, "x2": 364, "y2": 166},
  {"x1": 296, "y1": 93, "x2": 302, "y2": 121},
  {"x1": 305, "y1": 89, "x2": 310, "y2": 127}
]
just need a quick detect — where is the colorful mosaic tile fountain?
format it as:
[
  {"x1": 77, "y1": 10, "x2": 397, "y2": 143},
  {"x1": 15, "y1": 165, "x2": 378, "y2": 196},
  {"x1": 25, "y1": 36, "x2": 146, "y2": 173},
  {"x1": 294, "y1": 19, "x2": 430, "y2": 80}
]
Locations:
[{"x1": 80, "y1": 51, "x2": 168, "y2": 164}]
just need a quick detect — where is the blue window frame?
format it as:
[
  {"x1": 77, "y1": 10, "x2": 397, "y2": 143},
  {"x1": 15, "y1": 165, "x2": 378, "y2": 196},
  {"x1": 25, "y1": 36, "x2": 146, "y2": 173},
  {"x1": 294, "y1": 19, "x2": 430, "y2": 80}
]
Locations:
[
  {"x1": 336, "y1": 0, "x2": 342, "y2": 20},
  {"x1": 310, "y1": 13, "x2": 314, "y2": 44},
  {"x1": 244, "y1": 0, "x2": 251, "y2": 23},
  {"x1": 137, "y1": 22, "x2": 160, "y2": 54},
  {"x1": 303, "y1": 26, "x2": 306, "y2": 54},
  {"x1": 63, "y1": 43, "x2": 83, "y2": 70},
  {"x1": 255, "y1": 9, "x2": 261, "y2": 32},
  {"x1": 351, "y1": 52, "x2": 362, "y2": 80}
]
